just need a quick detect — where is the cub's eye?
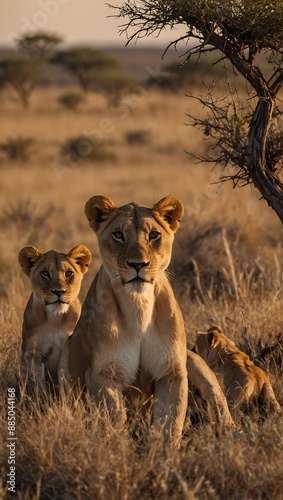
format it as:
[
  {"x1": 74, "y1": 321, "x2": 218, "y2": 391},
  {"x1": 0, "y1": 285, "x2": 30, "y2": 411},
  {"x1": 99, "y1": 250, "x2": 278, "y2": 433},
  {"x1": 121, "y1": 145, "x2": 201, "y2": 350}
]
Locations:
[
  {"x1": 149, "y1": 231, "x2": 160, "y2": 241},
  {"x1": 65, "y1": 270, "x2": 74, "y2": 278},
  {"x1": 40, "y1": 270, "x2": 50, "y2": 279},
  {"x1": 112, "y1": 230, "x2": 124, "y2": 242}
]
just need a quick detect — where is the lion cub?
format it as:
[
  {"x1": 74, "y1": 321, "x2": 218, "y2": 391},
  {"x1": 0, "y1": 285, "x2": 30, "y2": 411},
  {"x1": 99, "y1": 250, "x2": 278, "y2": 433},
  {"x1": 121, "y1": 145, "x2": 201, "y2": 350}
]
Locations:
[
  {"x1": 193, "y1": 326, "x2": 281, "y2": 414},
  {"x1": 18, "y1": 244, "x2": 91, "y2": 397}
]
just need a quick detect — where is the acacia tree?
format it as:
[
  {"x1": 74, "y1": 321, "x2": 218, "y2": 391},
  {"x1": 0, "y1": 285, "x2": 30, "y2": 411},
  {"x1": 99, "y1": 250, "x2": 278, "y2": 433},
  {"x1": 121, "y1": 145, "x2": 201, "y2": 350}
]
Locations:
[
  {"x1": 0, "y1": 32, "x2": 62, "y2": 106},
  {"x1": 92, "y1": 71, "x2": 137, "y2": 104},
  {"x1": 114, "y1": 0, "x2": 283, "y2": 222},
  {"x1": 17, "y1": 31, "x2": 63, "y2": 61},
  {"x1": 51, "y1": 48, "x2": 120, "y2": 93},
  {"x1": 0, "y1": 58, "x2": 42, "y2": 106}
]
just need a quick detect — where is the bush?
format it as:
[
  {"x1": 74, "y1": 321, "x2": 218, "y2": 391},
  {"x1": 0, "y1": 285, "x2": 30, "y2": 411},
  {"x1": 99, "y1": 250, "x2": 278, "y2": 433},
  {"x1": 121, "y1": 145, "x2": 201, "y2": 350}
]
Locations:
[
  {"x1": 61, "y1": 136, "x2": 116, "y2": 163},
  {"x1": 0, "y1": 137, "x2": 34, "y2": 161},
  {"x1": 3, "y1": 199, "x2": 54, "y2": 242},
  {"x1": 125, "y1": 129, "x2": 151, "y2": 145},
  {"x1": 58, "y1": 92, "x2": 84, "y2": 111}
]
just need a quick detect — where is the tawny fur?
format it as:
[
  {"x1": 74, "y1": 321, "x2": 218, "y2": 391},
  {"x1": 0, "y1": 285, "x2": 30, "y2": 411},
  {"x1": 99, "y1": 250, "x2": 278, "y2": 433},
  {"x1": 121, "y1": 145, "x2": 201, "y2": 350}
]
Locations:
[
  {"x1": 60, "y1": 195, "x2": 188, "y2": 447},
  {"x1": 193, "y1": 326, "x2": 281, "y2": 413},
  {"x1": 187, "y1": 350, "x2": 234, "y2": 427},
  {"x1": 18, "y1": 244, "x2": 91, "y2": 397}
]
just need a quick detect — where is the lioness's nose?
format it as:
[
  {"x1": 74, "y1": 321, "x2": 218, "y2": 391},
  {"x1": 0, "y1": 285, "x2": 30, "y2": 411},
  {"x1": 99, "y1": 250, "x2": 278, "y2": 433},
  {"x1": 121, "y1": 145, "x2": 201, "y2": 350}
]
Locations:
[
  {"x1": 51, "y1": 290, "x2": 66, "y2": 297},
  {"x1": 127, "y1": 261, "x2": 149, "y2": 272}
]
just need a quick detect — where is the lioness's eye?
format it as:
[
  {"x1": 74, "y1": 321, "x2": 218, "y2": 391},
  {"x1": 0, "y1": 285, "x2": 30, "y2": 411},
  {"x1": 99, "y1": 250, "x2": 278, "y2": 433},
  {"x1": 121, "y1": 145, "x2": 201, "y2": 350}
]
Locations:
[
  {"x1": 149, "y1": 231, "x2": 160, "y2": 241},
  {"x1": 40, "y1": 270, "x2": 50, "y2": 279},
  {"x1": 65, "y1": 271, "x2": 73, "y2": 278},
  {"x1": 112, "y1": 230, "x2": 124, "y2": 241}
]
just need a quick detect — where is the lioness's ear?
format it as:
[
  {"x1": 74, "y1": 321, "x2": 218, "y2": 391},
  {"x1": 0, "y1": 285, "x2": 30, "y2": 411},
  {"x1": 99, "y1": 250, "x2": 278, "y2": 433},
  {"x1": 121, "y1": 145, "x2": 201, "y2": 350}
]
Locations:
[
  {"x1": 18, "y1": 246, "x2": 42, "y2": 276},
  {"x1": 207, "y1": 330, "x2": 220, "y2": 349},
  {"x1": 85, "y1": 195, "x2": 117, "y2": 233},
  {"x1": 153, "y1": 195, "x2": 184, "y2": 232},
  {"x1": 68, "y1": 245, "x2": 92, "y2": 274}
]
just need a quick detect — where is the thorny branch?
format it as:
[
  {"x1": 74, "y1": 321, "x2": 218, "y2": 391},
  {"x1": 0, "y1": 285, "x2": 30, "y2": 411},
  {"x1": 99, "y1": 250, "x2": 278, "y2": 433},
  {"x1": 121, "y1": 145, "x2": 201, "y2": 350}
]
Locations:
[{"x1": 111, "y1": 1, "x2": 283, "y2": 221}]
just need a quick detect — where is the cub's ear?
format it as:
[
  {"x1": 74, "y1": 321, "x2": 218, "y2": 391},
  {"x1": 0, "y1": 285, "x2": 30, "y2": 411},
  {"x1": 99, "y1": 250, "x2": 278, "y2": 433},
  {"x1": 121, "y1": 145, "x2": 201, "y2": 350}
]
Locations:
[
  {"x1": 68, "y1": 245, "x2": 92, "y2": 274},
  {"x1": 207, "y1": 330, "x2": 220, "y2": 349},
  {"x1": 85, "y1": 195, "x2": 117, "y2": 233},
  {"x1": 18, "y1": 246, "x2": 42, "y2": 276},
  {"x1": 208, "y1": 325, "x2": 223, "y2": 334},
  {"x1": 153, "y1": 195, "x2": 184, "y2": 232}
]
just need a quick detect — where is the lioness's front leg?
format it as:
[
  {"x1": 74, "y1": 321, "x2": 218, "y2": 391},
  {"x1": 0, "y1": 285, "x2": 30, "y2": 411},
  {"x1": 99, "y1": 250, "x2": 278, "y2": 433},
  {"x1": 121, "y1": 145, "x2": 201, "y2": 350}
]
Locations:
[
  {"x1": 153, "y1": 371, "x2": 188, "y2": 448},
  {"x1": 21, "y1": 351, "x2": 46, "y2": 399},
  {"x1": 85, "y1": 367, "x2": 127, "y2": 425}
]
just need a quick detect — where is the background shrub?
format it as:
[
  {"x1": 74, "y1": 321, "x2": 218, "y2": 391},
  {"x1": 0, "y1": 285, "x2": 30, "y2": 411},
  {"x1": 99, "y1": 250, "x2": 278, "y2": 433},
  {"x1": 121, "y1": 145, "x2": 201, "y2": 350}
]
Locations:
[
  {"x1": 58, "y1": 91, "x2": 84, "y2": 111},
  {"x1": 125, "y1": 129, "x2": 151, "y2": 145},
  {"x1": 0, "y1": 137, "x2": 34, "y2": 161},
  {"x1": 61, "y1": 135, "x2": 117, "y2": 163}
]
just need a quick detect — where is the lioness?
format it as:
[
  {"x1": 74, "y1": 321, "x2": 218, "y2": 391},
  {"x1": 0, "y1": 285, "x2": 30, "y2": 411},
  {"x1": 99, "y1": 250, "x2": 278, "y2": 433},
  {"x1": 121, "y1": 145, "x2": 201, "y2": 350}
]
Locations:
[
  {"x1": 60, "y1": 195, "x2": 188, "y2": 447},
  {"x1": 193, "y1": 326, "x2": 281, "y2": 413},
  {"x1": 19, "y1": 244, "x2": 91, "y2": 397}
]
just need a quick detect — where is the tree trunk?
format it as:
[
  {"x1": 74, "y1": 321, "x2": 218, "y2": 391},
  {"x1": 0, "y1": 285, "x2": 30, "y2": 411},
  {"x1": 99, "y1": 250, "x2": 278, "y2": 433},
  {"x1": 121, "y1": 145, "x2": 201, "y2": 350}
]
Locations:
[
  {"x1": 205, "y1": 30, "x2": 283, "y2": 223},
  {"x1": 247, "y1": 96, "x2": 283, "y2": 223}
]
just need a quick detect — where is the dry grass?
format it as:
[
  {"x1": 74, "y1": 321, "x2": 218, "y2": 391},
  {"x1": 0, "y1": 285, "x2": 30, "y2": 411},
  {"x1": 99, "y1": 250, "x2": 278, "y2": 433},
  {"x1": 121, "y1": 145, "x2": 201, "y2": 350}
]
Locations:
[{"x1": 1, "y1": 85, "x2": 283, "y2": 499}]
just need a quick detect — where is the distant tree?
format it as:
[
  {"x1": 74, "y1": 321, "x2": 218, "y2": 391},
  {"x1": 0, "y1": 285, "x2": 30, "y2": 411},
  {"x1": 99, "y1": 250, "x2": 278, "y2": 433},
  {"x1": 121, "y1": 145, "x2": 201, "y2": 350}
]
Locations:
[
  {"x1": 0, "y1": 58, "x2": 43, "y2": 106},
  {"x1": 148, "y1": 58, "x2": 227, "y2": 91},
  {"x1": 93, "y1": 71, "x2": 137, "y2": 104},
  {"x1": 115, "y1": 0, "x2": 283, "y2": 223},
  {"x1": 17, "y1": 31, "x2": 63, "y2": 61},
  {"x1": 51, "y1": 48, "x2": 120, "y2": 93}
]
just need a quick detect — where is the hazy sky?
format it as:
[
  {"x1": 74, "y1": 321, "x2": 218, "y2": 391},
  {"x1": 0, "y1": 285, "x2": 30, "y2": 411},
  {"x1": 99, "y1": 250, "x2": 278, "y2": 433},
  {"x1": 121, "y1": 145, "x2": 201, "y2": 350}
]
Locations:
[{"x1": 0, "y1": 0, "x2": 187, "y2": 48}]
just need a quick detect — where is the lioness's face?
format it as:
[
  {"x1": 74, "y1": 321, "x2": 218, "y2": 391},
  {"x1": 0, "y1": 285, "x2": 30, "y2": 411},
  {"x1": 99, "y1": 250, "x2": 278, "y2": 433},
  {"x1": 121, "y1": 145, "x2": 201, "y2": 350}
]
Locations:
[
  {"x1": 85, "y1": 195, "x2": 184, "y2": 293},
  {"x1": 99, "y1": 209, "x2": 174, "y2": 293},
  {"x1": 19, "y1": 245, "x2": 91, "y2": 314}
]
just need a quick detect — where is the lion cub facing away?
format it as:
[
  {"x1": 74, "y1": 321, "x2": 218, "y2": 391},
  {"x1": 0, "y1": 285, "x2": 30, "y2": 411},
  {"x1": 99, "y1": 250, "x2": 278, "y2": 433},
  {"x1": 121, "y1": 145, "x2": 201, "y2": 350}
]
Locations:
[
  {"x1": 193, "y1": 326, "x2": 281, "y2": 413},
  {"x1": 18, "y1": 245, "x2": 91, "y2": 397},
  {"x1": 60, "y1": 195, "x2": 188, "y2": 448}
]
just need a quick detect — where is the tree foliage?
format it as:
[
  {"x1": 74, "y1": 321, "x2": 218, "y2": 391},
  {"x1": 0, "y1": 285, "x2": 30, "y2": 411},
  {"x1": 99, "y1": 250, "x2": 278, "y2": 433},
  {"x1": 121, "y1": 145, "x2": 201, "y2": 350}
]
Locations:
[
  {"x1": 92, "y1": 71, "x2": 137, "y2": 103},
  {"x1": 0, "y1": 58, "x2": 43, "y2": 106},
  {"x1": 17, "y1": 31, "x2": 63, "y2": 61},
  {"x1": 114, "y1": 0, "x2": 283, "y2": 222},
  {"x1": 0, "y1": 31, "x2": 62, "y2": 106},
  {"x1": 150, "y1": 58, "x2": 226, "y2": 90},
  {"x1": 51, "y1": 48, "x2": 120, "y2": 93},
  {"x1": 117, "y1": 1, "x2": 283, "y2": 51}
]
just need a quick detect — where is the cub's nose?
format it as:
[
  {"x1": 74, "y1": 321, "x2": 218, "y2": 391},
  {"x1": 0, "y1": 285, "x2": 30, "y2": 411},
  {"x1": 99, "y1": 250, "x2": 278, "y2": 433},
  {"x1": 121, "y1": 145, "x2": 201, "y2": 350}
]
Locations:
[
  {"x1": 51, "y1": 290, "x2": 66, "y2": 298},
  {"x1": 126, "y1": 261, "x2": 149, "y2": 273}
]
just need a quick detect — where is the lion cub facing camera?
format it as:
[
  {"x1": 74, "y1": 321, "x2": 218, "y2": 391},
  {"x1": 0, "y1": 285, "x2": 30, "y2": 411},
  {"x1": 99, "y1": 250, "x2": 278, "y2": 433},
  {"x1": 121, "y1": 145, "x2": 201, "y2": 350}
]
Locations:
[{"x1": 18, "y1": 244, "x2": 91, "y2": 397}]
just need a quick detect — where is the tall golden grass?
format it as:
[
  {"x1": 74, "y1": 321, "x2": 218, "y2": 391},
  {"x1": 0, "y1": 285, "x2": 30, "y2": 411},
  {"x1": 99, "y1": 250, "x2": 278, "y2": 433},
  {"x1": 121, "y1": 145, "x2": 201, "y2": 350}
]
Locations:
[{"x1": 1, "y1": 86, "x2": 283, "y2": 499}]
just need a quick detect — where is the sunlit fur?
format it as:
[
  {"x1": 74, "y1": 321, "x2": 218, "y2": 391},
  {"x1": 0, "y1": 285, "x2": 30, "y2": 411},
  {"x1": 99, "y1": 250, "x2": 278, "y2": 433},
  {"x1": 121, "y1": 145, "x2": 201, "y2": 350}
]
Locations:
[
  {"x1": 186, "y1": 350, "x2": 234, "y2": 427},
  {"x1": 60, "y1": 195, "x2": 188, "y2": 448},
  {"x1": 18, "y1": 244, "x2": 91, "y2": 397},
  {"x1": 193, "y1": 326, "x2": 281, "y2": 413}
]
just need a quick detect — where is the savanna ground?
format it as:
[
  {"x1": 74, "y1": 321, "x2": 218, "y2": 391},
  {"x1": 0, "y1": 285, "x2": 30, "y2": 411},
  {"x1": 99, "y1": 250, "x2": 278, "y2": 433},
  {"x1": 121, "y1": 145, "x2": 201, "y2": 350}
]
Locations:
[{"x1": 0, "y1": 73, "x2": 283, "y2": 499}]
